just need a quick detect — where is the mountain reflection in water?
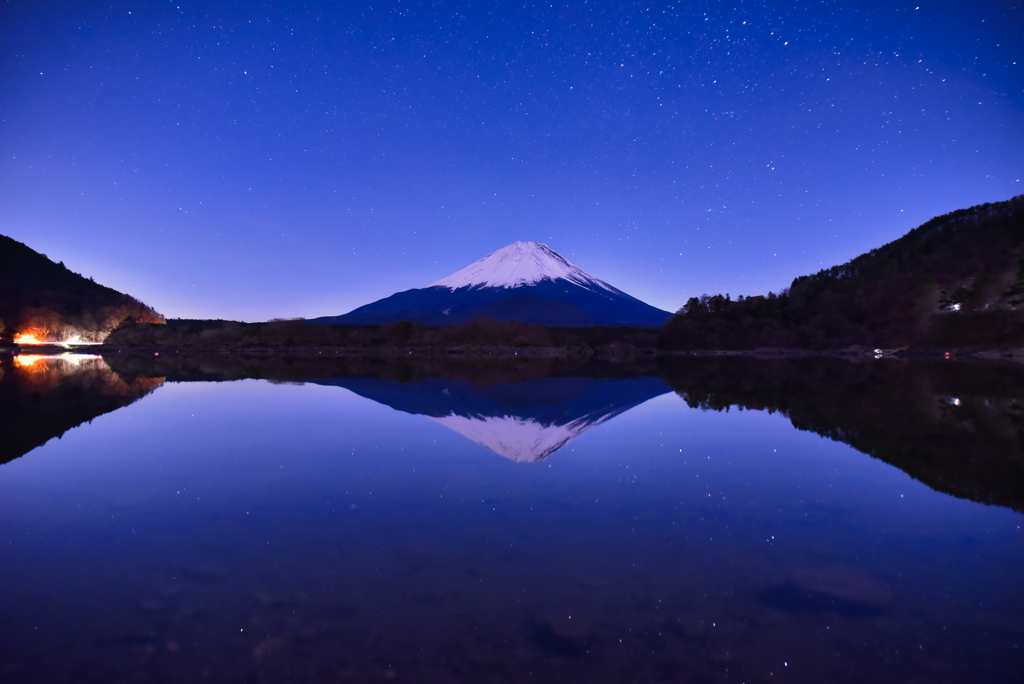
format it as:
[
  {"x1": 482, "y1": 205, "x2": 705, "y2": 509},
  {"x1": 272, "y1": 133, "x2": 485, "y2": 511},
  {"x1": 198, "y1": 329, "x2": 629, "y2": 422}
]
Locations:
[
  {"x1": 3, "y1": 352, "x2": 1023, "y2": 510},
  {"x1": 317, "y1": 376, "x2": 670, "y2": 462},
  {"x1": 1, "y1": 352, "x2": 1022, "y2": 683}
]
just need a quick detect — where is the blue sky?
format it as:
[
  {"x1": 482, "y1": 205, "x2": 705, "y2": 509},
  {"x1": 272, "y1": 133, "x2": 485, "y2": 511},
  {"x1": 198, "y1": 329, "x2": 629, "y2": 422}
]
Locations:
[{"x1": 1, "y1": 0, "x2": 1021, "y2": 320}]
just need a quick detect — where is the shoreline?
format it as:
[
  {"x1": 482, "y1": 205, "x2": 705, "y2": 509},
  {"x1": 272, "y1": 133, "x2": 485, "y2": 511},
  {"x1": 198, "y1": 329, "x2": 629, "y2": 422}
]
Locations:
[{"x1": 4, "y1": 343, "x2": 1023, "y2": 362}]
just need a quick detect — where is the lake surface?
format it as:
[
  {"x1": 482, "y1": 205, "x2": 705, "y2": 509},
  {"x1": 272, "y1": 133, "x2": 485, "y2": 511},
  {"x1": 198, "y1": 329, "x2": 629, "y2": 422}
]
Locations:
[{"x1": 1, "y1": 353, "x2": 1022, "y2": 683}]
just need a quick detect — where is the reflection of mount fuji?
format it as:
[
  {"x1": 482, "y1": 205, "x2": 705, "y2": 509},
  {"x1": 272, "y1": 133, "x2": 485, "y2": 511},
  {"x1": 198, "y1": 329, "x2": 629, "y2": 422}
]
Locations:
[{"x1": 314, "y1": 376, "x2": 671, "y2": 462}]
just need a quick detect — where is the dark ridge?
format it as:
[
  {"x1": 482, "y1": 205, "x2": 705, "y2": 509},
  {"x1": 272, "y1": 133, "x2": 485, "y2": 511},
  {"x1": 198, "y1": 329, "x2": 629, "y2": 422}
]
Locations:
[
  {"x1": 662, "y1": 195, "x2": 1024, "y2": 350},
  {"x1": 0, "y1": 234, "x2": 163, "y2": 343}
]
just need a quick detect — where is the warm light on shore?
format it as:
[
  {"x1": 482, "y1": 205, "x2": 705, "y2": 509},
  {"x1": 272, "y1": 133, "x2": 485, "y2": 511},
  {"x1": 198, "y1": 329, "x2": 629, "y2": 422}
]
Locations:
[{"x1": 13, "y1": 332, "x2": 102, "y2": 347}]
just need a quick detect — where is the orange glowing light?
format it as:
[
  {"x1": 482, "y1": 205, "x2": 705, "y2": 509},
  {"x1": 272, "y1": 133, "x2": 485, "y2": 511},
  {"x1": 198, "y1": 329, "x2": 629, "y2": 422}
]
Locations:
[
  {"x1": 13, "y1": 355, "x2": 46, "y2": 368},
  {"x1": 14, "y1": 333, "x2": 46, "y2": 345}
]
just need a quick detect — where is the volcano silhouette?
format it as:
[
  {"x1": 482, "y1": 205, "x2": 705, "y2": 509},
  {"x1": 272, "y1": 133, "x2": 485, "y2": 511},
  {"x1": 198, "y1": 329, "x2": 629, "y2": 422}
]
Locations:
[{"x1": 311, "y1": 241, "x2": 672, "y2": 328}]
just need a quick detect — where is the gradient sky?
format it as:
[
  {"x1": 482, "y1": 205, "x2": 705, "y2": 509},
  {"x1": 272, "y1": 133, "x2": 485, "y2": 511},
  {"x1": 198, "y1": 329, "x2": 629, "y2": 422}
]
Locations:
[{"x1": 1, "y1": 0, "x2": 1021, "y2": 320}]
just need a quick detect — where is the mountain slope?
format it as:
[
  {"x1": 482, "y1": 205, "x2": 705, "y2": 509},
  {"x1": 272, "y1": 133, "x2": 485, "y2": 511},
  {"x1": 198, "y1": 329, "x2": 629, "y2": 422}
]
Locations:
[
  {"x1": 313, "y1": 241, "x2": 671, "y2": 328},
  {"x1": 0, "y1": 234, "x2": 164, "y2": 344},
  {"x1": 663, "y1": 195, "x2": 1024, "y2": 349}
]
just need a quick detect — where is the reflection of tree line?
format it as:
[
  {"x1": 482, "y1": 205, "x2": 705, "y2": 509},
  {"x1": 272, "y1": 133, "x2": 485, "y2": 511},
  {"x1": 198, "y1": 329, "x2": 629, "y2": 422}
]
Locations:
[
  {"x1": 5, "y1": 353, "x2": 1024, "y2": 512},
  {"x1": 660, "y1": 357, "x2": 1024, "y2": 512},
  {"x1": 0, "y1": 355, "x2": 163, "y2": 466}
]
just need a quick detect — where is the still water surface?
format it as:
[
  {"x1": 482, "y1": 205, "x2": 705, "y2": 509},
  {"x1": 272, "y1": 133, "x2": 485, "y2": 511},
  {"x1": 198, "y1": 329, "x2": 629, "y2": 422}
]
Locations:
[{"x1": 0, "y1": 354, "x2": 1021, "y2": 683}]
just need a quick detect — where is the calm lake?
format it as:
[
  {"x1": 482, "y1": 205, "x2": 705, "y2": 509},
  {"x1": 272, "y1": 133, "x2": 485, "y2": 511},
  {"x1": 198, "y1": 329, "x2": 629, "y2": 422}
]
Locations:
[{"x1": 1, "y1": 353, "x2": 1022, "y2": 683}]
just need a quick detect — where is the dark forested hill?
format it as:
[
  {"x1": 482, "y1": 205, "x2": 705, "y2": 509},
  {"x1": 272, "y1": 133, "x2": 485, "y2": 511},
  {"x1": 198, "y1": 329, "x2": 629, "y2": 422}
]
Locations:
[
  {"x1": 0, "y1": 235, "x2": 164, "y2": 344},
  {"x1": 663, "y1": 196, "x2": 1024, "y2": 349}
]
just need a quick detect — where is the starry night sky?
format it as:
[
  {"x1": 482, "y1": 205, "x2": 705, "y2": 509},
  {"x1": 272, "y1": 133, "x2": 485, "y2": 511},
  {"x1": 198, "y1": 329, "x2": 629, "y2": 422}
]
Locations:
[{"x1": 1, "y1": 0, "x2": 1021, "y2": 320}]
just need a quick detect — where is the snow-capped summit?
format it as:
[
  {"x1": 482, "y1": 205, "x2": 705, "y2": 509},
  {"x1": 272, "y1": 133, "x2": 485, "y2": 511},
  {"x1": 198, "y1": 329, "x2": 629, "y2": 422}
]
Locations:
[
  {"x1": 433, "y1": 241, "x2": 617, "y2": 293},
  {"x1": 311, "y1": 241, "x2": 672, "y2": 328}
]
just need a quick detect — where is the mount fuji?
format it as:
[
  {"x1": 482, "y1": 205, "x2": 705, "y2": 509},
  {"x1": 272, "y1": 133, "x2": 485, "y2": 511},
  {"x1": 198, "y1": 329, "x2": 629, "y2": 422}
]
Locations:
[{"x1": 312, "y1": 241, "x2": 672, "y2": 328}]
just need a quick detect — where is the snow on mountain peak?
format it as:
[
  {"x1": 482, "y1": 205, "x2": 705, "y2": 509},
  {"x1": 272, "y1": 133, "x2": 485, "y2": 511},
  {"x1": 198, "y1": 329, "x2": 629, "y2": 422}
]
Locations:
[{"x1": 432, "y1": 241, "x2": 617, "y2": 292}]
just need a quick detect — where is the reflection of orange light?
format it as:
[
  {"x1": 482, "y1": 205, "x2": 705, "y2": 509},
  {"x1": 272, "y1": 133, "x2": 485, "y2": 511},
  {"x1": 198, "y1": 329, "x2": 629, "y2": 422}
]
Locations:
[
  {"x1": 14, "y1": 334, "x2": 46, "y2": 345},
  {"x1": 14, "y1": 354, "x2": 102, "y2": 369}
]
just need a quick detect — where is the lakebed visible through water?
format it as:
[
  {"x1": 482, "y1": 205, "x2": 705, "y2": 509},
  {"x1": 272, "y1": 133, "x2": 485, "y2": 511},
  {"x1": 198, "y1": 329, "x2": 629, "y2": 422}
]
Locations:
[{"x1": 0, "y1": 353, "x2": 1022, "y2": 683}]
